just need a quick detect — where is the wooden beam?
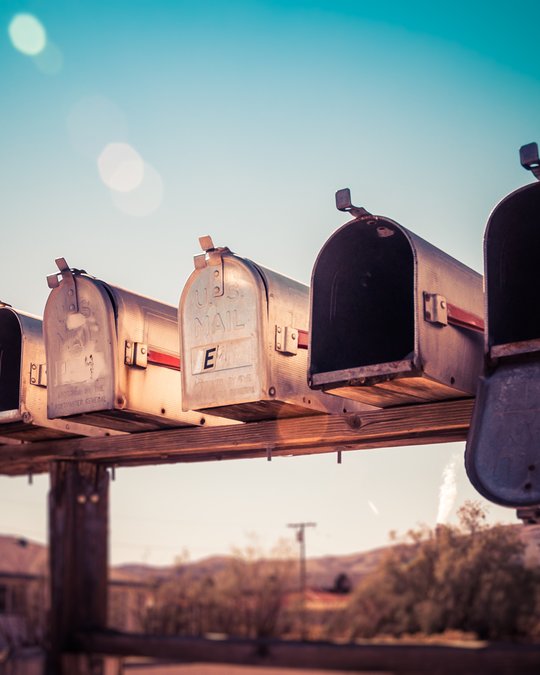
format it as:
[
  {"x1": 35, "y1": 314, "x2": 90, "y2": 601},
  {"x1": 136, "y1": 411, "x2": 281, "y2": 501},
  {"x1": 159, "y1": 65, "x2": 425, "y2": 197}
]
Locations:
[
  {"x1": 47, "y1": 462, "x2": 109, "y2": 675},
  {"x1": 75, "y1": 631, "x2": 540, "y2": 673},
  {"x1": 0, "y1": 399, "x2": 474, "y2": 476}
]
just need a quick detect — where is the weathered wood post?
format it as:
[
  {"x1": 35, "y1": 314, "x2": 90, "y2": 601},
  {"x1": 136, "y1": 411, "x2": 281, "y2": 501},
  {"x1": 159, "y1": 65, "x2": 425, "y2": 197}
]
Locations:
[{"x1": 47, "y1": 462, "x2": 109, "y2": 675}]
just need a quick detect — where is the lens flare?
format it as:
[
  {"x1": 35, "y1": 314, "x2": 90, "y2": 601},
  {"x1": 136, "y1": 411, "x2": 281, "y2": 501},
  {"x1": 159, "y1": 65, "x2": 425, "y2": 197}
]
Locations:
[
  {"x1": 8, "y1": 14, "x2": 46, "y2": 56},
  {"x1": 110, "y1": 162, "x2": 164, "y2": 217},
  {"x1": 98, "y1": 142, "x2": 145, "y2": 193},
  {"x1": 32, "y1": 41, "x2": 63, "y2": 75}
]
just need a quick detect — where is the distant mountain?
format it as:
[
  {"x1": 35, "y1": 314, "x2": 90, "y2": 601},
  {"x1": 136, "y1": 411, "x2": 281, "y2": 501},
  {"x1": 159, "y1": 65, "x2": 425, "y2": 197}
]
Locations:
[{"x1": 2, "y1": 524, "x2": 539, "y2": 588}]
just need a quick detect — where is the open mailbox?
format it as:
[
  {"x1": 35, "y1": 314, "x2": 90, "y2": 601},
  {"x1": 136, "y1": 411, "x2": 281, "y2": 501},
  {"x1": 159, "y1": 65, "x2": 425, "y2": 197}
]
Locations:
[
  {"x1": 0, "y1": 304, "x2": 116, "y2": 442},
  {"x1": 466, "y1": 144, "x2": 540, "y2": 507},
  {"x1": 308, "y1": 190, "x2": 484, "y2": 407},
  {"x1": 179, "y1": 237, "x2": 374, "y2": 421},
  {"x1": 44, "y1": 259, "x2": 233, "y2": 432}
]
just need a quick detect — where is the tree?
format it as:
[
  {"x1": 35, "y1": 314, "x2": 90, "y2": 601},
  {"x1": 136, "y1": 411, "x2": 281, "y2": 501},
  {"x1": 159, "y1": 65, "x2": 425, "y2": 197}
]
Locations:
[{"x1": 331, "y1": 501, "x2": 540, "y2": 641}]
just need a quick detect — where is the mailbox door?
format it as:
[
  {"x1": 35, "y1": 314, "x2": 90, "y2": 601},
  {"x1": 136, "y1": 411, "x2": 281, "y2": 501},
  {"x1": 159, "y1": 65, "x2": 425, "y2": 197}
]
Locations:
[
  {"x1": 45, "y1": 275, "x2": 117, "y2": 420},
  {"x1": 180, "y1": 252, "x2": 269, "y2": 419},
  {"x1": 466, "y1": 361, "x2": 540, "y2": 507}
]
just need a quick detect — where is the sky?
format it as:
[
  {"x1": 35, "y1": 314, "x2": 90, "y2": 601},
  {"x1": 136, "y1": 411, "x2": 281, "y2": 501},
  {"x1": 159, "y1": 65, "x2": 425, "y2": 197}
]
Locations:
[{"x1": 1, "y1": 0, "x2": 539, "y2": 566}]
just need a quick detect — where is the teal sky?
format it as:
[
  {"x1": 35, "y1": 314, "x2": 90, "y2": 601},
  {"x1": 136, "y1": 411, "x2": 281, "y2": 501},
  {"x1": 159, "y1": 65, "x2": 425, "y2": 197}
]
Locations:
[{"x1": 1, "y1": 1, "x2": 539, "y2": 564}]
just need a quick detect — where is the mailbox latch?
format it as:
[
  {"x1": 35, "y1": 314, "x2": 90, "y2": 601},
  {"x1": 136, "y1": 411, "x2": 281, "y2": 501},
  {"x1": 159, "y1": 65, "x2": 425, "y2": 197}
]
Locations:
[
  {"x1": 125, "y1": 341, "x2": 148, "y2": 369},
  {"x1": 30, "y1": 363, "x2": 47, "y2": 387},
  {"x1": 275, "y1": 326, "x2": 299, "y2": 356},
  {"x1": 423, "y1": 293, "x2": 448, "y2": 326},
  {"x1": 424, "y1": 292, "x2": 485, "y2": 333}
]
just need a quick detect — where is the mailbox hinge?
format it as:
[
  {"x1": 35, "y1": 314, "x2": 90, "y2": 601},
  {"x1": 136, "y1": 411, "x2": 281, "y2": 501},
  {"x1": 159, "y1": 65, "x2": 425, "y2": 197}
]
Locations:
[
  {"x1": 30, "y1": 362, "x2": 47, "y2": 387},
  {"x1": 275, "y1": 326, "x2": 301, "y2": 355},
  {"x1": 125, "y1": 341, "x2": 148, "y2": 369}
]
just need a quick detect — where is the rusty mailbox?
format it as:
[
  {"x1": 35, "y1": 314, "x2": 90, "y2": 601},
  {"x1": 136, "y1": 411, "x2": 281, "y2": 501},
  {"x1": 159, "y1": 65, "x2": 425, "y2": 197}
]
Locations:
[
  {"x1": 44, "y1": 259, "x2": 234, "y2": 432},
  {"x1": 179, "y1": 237, "x2": 374, "y2": 421},
  {"x1": 308, "y1": 190, "x2": 484, "y2": 407},
  {"x1": 465, "y1": 143, "x2": 540, "y2": 507},
  {"x1": 0, "y1": 303, "x2": 118, "y2": 442}
]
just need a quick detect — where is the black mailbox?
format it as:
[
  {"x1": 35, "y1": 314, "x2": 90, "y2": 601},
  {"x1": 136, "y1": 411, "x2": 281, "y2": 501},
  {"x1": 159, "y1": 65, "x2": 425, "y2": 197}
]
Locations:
[
  {"x1": 309, "y1": 190, "x2": 484, "y2": 407},
  {"x1": 466, "y1": 143, "x2": 540, "y2": 507}
]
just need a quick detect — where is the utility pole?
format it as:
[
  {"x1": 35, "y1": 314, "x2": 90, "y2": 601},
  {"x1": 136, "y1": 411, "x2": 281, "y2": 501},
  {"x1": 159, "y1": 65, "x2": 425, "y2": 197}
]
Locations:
[{"x1": 287, "y1": 521, "x2": 316, "y2": 641}]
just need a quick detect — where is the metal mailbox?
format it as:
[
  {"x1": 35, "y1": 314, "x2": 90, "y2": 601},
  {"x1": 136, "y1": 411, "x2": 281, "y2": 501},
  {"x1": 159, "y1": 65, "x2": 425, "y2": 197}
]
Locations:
[
  {"x1": 179, "y1": 237, "x2": 374, "y2": 421},
  {"x1": 308, "y1": 189, "x2": 484, "y2": 407},
  {"x1": 466, "y1": 143, "x2": 540, "y2": 507},
  {"x1": 44, "y1": 258, "x2": 233, "y2": 432},
  {"x1": 0, "y1": 303, "x2": 116, "y2": 442}
]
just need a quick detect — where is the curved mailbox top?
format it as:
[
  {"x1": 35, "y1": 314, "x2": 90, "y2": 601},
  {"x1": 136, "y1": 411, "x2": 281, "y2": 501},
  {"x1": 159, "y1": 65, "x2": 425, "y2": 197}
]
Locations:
[{"x1": 309, "y1": 214, "x2": 484, "y2": 407}]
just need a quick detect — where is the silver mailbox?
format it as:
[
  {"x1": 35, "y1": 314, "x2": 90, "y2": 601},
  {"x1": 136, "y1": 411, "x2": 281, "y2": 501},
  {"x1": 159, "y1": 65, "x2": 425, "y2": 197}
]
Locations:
[
  {"x1": 466, "y1": 152, "x2": 540, "y2": 507},
  {"x1": 0, "y1": 303, "x2": 117, "y2": 442},
  {"x1": 179, "y1": 237, "x2": 374, "y2": 421},
  {"x1": 308, "y1": 190, "x2": 484, "y2": 407},
  {"x1": 44, "y1": 258, "x2": 233, "y2": 432}
]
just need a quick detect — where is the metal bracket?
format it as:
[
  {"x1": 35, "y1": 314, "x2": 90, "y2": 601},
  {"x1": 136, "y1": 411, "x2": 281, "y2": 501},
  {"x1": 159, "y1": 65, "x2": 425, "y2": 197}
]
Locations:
[
  {"x1": 275, "y1": 325, "x2": 299, "y2": 355},
  {"x1": 335, "y1": 188, "x2": 371, "y2": 219},
  {"x1": 520, "y1": 142, "x2": 540, "y2": 181},
  {"x1": 424, "y1": 292, "x2": 448, "y2": 326},
  {"x1": 30, "y1": 362, "x2": 47, "y2": 387},
  {"x1": 125, "y1": 341, "x2": 148, "y2": 368}
]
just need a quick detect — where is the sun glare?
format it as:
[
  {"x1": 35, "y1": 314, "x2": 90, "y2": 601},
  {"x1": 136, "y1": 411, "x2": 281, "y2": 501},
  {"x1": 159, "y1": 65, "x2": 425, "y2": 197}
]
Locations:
[{"x1": 8, "y1": 13, "x2": 47, "y2": 56}]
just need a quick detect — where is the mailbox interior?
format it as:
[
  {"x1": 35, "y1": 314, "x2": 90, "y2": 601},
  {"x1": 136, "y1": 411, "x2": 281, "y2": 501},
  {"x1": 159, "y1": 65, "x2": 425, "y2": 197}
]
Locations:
[
  {"x1": 310, "y1": 217, "x2": 415, "y2": 378},
  {"x1": 0, "y1": 309, "x2": 22, "y2": 419},
  {"x1": 486, "y1": 182, "x2": 540, "y2": 354}
]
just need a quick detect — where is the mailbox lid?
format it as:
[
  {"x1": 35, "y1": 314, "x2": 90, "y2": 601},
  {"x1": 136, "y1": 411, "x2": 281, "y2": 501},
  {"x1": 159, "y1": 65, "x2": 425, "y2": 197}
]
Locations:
[
  {"x1": 465, "y1": 359, "x2": 540, "y2": 507},
  {"x1": 44, "y1": 274, "x2": 117, "y2": 419},
  {"x1": 485, "y1": 181, "x2": 540, "y2": 358},
  {"x1": 180, "y1": 251, "x2": 268, "y2": 412}
]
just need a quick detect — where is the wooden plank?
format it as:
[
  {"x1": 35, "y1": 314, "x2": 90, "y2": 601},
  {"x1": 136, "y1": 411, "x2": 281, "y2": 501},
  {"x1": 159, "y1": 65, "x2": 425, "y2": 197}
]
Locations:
[
  {"x1": 47, "y1": 462, "x2": 109, "y2": 675},
  {"x1": 76, "y1": 631, "x2": 540, "y2": 673},
  {"x1": 0, "y1": 399, "x2": 474, "y2": 476}
]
